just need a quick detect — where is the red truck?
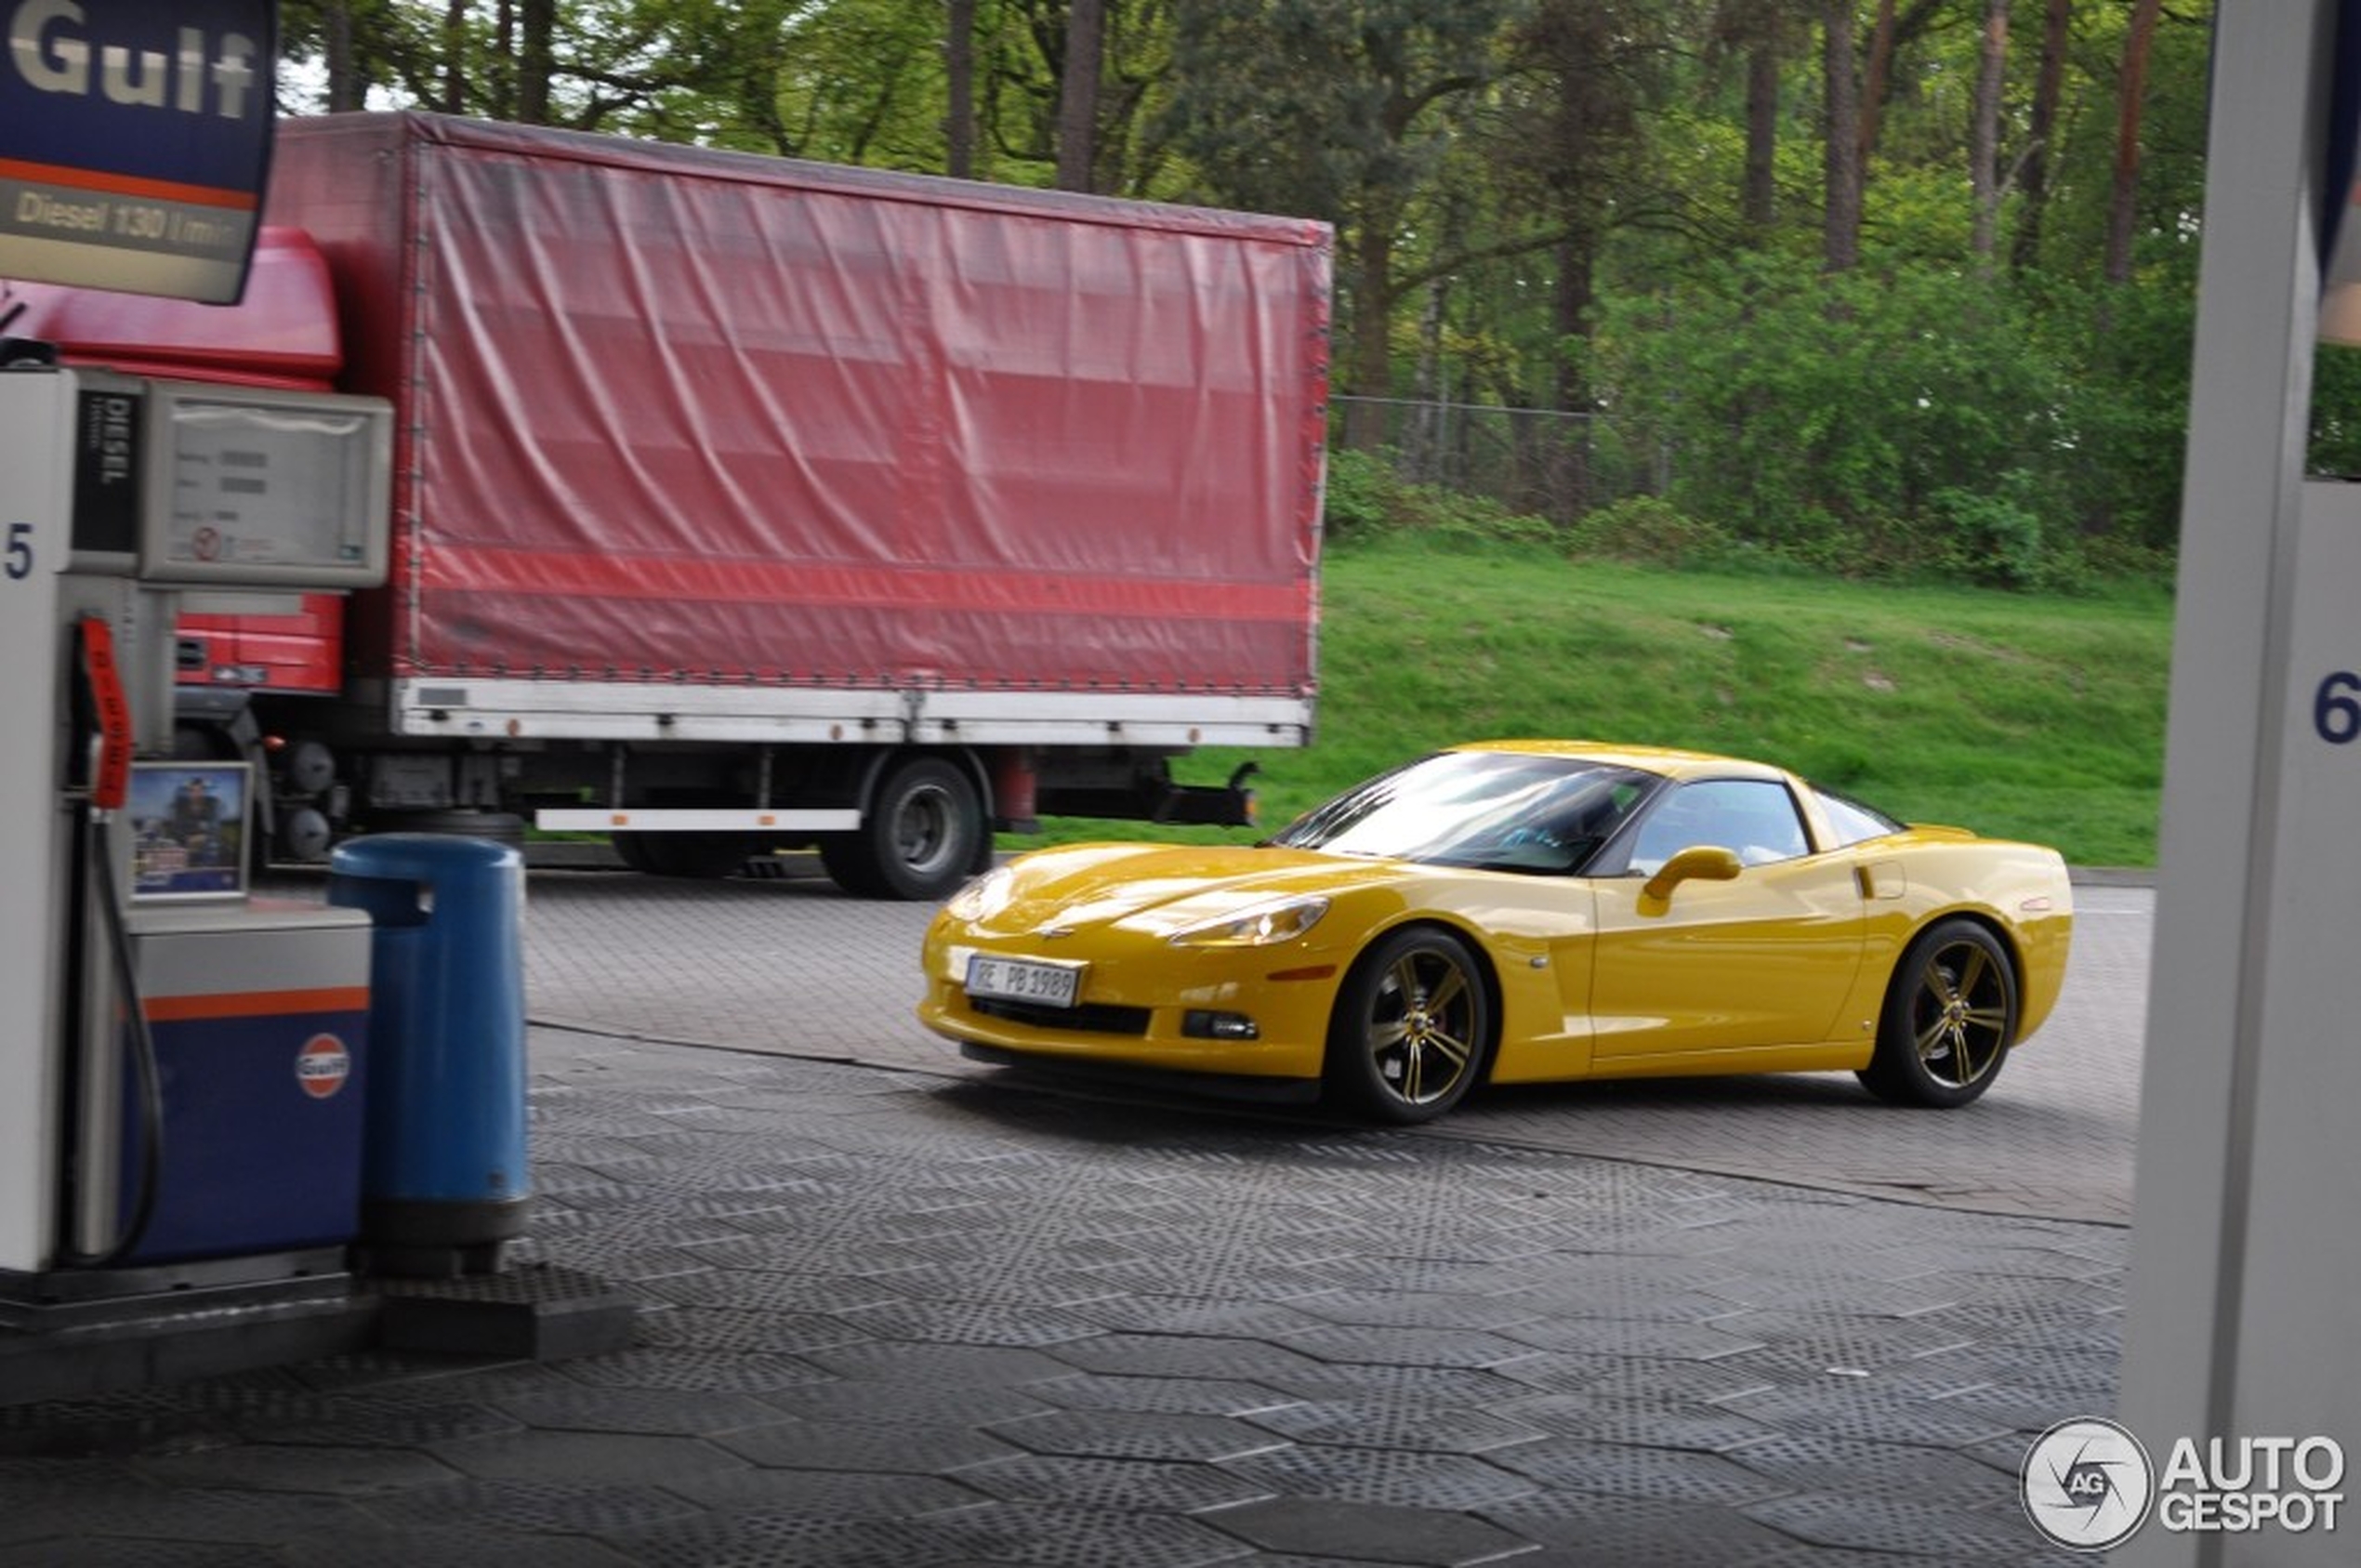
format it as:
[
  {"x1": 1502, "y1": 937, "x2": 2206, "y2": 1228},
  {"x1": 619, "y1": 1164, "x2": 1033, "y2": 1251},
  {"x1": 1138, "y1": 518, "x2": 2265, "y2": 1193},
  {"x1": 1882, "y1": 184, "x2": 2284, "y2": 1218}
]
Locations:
[{"x1": 18, "y1": 112, "x2": 1331, "y2": 899}]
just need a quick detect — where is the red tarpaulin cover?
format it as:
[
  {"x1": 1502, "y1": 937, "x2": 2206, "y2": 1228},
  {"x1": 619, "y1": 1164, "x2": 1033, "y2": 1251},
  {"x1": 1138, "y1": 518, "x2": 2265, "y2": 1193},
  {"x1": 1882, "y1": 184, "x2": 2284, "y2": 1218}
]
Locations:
[{"x1": 265, "y1": 113, "x2": 1329, "y2": 697}]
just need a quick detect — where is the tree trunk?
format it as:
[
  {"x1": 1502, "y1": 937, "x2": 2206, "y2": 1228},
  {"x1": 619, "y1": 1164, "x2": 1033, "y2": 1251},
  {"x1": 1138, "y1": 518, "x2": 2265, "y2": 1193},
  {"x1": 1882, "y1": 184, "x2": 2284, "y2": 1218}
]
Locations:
[
  {"x1": 2104, "y1": 0, "x2": 2162, "y2": 285},
  {"x1": 323, "y1": 2, "x2": 364, "y2": 112},
  {"x1": 1406, "y1": 190, "x2": 1468, "y2": 484},
  {"x1": 1821, "y1": 0, "x2": 1862, "y2": 272},
  {"x1": 1970, "y1": 0, "x2": 2009, "y2": 260},
  {"x1": 1743, "y1": 34, "x2": 1779, "y2": 235},
  {"x1": 1857, "y1": 0, "x2": 1896, "y2": 168},
  {"x1": 442, "y1": 0, "x2": 468, "y2": 114},
  {"x1": 1550, "y1": 226, "x2": 1598, "y2": 518},
  {"x1": 517, "y1": 0, "x2": 555, "y2": 125},
  {"x1": 946, "y1": 0, "x2": 977, "y2": 179},
  {"x1": 1341, "y1": 213, "x2": 1400, "y2": 453},
  {"x1": 1056, "y1": 0, "x2": 1105, "y2": 192},
  {"x1": 2012, "y1": 0, "x2": 2071, "y2": 273}
]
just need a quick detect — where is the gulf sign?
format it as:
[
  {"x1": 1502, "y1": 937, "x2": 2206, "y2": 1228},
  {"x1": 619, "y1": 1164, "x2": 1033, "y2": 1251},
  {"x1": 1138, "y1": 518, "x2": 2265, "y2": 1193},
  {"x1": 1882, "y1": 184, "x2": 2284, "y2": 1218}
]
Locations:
[
  {"x1": 296, "y1": 1033, "x2": 351, "y2": 1100},
  {"x1": 0, "y1": 1, "x2": 275, "y2": 304}
]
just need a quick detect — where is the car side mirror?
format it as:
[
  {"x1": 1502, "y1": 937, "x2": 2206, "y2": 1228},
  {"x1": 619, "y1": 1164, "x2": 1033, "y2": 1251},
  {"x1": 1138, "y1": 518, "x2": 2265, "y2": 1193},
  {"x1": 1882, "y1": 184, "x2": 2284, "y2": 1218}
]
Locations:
[{"x1": 1641, "y1": 844, "x2": 1745, "y2": 903}]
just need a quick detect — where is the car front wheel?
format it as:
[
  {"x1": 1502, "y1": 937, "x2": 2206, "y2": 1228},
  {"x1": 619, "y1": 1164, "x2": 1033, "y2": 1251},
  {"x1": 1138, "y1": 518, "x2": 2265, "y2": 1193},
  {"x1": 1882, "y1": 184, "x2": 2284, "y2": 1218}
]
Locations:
[
  {"x1": 1325, "y1": 927, "x2": 1493, "y2": 1125},
  {"x1": 1858, "y1": 918, "x2": 2018, "y2": 1108}
]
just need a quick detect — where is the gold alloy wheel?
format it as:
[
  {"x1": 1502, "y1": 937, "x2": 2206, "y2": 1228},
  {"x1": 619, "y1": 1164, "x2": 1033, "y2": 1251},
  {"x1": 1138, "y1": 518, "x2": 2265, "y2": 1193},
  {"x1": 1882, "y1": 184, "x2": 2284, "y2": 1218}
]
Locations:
[
  {"x1": 1909, "y1": 934, "x2": 2011, "y2": 1089},
  {"x1": 1325, "y1": 926, "x2": 1495, "y2": 1124},
  {"x1": 1858, "y1": 916, "x2": 2019, "y2": 1109},
  {"x1": 1365, "y1": 942, "x2": 1482, "y2": 1107}
]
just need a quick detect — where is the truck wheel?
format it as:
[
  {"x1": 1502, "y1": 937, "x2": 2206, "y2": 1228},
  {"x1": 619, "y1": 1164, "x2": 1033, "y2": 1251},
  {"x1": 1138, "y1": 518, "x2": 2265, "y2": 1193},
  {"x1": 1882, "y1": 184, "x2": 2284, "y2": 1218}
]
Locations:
[
  {"x1": 820, "y1": 758, "x2": 983, "y2": 901},
  {"x1": 376, "y1": 809, "x2": 527, "y2": 849},
  {"x1": 275, "y1": 807, "x2": 335, "y2": 864},
  {"x1": 610, "y1": 831, "x2": 661, "y2": 874},
  {"x1": 616, "y1": 831, "x2": 756, "y2": 879}
]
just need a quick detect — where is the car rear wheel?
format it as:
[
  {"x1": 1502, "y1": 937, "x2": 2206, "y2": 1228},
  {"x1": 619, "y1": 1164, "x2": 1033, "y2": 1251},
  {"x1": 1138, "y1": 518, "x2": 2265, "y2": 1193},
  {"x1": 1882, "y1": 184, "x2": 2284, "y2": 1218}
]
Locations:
[
  {"x1": 1858, "y1": 918, "x2": 2017, "y2": 1108},
  {"x1": 1325, "y1": 927, "x2": 1492, "y2": 1125}
]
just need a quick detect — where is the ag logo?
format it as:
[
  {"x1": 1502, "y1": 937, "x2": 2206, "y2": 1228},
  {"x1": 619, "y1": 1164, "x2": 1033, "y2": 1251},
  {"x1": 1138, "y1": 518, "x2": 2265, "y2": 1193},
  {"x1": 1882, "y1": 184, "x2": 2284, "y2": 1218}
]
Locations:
[{"x1": 2024, "y1": 1416, "x2": 2154, "y2": 1550}]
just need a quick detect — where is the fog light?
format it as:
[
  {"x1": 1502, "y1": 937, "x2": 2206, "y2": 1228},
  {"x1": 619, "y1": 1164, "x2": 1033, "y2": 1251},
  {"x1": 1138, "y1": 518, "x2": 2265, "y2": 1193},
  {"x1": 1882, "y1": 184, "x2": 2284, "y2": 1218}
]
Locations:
[{"x1": 1182, "y1": 1010, "x2": 1260, "y2": 1041}]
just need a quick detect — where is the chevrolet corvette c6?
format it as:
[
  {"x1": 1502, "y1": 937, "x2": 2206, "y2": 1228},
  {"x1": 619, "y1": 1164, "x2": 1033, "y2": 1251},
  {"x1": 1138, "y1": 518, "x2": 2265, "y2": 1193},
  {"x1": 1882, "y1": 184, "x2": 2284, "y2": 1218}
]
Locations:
[{"x1": 917, "y1": 742, "x2": 2074, "y2": 1124}]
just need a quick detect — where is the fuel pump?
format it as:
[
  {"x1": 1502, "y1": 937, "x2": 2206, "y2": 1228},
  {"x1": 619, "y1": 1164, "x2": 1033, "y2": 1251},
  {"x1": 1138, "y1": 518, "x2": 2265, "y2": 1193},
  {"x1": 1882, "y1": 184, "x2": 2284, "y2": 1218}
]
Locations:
[{"x1": 0, "y1": 363, "x2": 389, "y2": 1310}]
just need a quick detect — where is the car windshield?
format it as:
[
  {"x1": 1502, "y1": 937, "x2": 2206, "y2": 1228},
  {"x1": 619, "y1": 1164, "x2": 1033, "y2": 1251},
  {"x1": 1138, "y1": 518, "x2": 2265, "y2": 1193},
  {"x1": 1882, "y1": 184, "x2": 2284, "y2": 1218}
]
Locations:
[{"x1": 1268, "y1": 751, "x2": 1660, "y2": 875}]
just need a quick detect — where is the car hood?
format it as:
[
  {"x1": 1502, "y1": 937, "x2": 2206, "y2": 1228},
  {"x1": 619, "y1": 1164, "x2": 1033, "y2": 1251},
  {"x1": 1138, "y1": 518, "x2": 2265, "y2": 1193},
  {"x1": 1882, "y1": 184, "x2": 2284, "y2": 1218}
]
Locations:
[{"x1": 974, "y1": 842, "x2": 1409, "y2": 940}]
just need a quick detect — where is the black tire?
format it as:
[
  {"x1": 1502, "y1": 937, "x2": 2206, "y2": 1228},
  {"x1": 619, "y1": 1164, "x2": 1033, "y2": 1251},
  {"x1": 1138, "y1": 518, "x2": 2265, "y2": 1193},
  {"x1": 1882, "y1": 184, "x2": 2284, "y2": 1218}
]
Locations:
[
  {"x1": 1858, "y1": 918, "x2": 2018, "y2": 1108},
  {"x1": 273, "y1": 806, "x2": 335, "y2": 863},
  {"x1": 374, "y1": 809, "x2": 528, "y2": 849},
  {"x1": 610, "y1": 830, "x2": 664, "y2": 875},
  {"x1": 819, "y1": 757, "x2": 985, "y2": 901},
  {"x1": 615, "y1": 830, "x2": 758, "y2": 879},
  {"x1": 1323, "y1": 926, "x2": 1493, "y2": 1125}
]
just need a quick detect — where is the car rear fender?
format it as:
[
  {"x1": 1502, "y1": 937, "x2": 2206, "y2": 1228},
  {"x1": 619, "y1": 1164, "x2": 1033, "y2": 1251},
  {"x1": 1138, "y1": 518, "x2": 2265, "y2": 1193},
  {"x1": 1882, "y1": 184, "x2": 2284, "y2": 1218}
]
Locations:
[{"x1": 1859, "y1": 902, "x2": 2069, "y2": 1052}]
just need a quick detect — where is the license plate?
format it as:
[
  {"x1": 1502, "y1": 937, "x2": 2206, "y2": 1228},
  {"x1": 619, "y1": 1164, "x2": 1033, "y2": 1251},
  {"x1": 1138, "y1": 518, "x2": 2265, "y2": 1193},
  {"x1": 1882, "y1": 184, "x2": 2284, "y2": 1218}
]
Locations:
[{"x1": 966, "y1": 954, "x2": 1086, "y2": 1009}]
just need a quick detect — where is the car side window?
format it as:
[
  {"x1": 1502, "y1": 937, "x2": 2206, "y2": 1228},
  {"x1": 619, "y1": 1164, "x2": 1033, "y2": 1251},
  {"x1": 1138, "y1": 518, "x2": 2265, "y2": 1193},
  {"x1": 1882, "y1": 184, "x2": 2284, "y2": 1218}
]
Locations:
[
  {"x1": 1626, "y1": 779, "x2": 1812, "y2": 874},
  {"x1": 1813, "y1": 784, "x2": 1906, "y2": 848}
]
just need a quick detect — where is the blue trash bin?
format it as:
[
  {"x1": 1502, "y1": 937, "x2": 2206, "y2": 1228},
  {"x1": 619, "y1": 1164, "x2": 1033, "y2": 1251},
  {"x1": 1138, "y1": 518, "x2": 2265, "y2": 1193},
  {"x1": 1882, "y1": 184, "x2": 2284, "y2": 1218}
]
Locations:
[{"x1": 328, "y1": 835, "x2": 529, "y2": 1276}]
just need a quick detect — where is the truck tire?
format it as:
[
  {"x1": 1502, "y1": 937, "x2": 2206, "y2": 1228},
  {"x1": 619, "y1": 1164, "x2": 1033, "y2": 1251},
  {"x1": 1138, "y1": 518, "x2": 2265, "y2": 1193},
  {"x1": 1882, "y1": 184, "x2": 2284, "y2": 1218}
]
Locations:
[
  {"x1": 820, "y1": 757, "x2": 983, "y2": 902},
  {"x1": 615, "y1": 831, "x2": 757, "y2": 879},
  {"x1": 376, "y1": 809, "x2": 528, "y2": 849},
  {"x1": 610, "y1": 831, "x2": 663, "y2": 875}
]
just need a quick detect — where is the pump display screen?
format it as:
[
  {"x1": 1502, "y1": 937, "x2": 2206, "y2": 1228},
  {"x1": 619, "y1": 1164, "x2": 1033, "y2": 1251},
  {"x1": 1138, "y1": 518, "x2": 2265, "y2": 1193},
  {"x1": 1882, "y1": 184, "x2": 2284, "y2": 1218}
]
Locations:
[
  {"x1": 139, "y1": 382, "x2": 390, "y2": 587},
  {"x1": 125, "y1": 762, "x2": 252, "y2": 901}
]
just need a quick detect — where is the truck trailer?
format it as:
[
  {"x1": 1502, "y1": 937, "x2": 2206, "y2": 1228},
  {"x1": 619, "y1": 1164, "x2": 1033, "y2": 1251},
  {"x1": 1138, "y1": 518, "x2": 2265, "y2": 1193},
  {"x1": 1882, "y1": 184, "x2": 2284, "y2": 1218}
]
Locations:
[{"x1": 14, "y1": 112, "x2": 1331, "y2": 899}]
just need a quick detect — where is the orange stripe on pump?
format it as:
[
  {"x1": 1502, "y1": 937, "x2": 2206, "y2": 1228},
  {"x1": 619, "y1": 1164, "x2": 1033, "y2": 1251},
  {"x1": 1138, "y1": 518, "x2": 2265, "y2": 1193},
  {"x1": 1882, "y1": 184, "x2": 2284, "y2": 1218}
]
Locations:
[
  {"x1": 140, "y1": 986, "x2": 370, "y2": 1023},
  {"x1": 0, "y1": 156, "x2": 260, "y2": 211}
]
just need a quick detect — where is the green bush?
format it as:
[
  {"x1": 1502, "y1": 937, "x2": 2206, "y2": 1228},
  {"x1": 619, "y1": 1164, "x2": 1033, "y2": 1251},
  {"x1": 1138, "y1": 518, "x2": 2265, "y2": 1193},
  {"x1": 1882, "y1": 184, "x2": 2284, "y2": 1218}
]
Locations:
[
  {"x1": 1323, "y1": 447, "x2": 1568, "y2": 549},
  {"x1": 1590, "y1": 254, "x2": 2089, "y2": 567},
  {"x1": 1321, "y1": 448, "x2": 1398, "y2": 540},
  {"x1": 1929, "y1": 480, "x2": 2047, "y2": 589},
  {"x1": 1566, "y1": 495, "x2": 1734, "y2": 568}
]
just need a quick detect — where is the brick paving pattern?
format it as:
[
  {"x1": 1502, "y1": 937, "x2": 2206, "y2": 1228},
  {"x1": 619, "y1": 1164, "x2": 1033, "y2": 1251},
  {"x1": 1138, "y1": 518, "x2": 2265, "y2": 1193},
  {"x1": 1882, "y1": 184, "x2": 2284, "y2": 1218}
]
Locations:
[
  {"x1": 0, "y1": 861, "x2": 2149, "y2": 1564},
  {"x1": 521, "y1": 863, "x2": 2149, "y2": 1225}
]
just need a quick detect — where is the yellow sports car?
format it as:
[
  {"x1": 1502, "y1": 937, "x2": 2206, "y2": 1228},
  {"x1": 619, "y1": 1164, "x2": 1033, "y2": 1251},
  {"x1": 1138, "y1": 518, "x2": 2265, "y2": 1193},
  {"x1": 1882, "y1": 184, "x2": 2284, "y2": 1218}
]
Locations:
[{"x1": 917, "y1": 742, "x2": 2074, "y2": 1124}]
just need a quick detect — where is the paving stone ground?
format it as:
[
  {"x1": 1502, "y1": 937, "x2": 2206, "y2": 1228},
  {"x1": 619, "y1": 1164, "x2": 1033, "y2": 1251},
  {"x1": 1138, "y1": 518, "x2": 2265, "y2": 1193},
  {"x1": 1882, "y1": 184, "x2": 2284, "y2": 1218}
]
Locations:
[
  {"x1": 0, "y1": 863, "x2": 2148, "y2": 1565},
  {"x1": 520, "y1": 861, "x2": 2150, "y2": 1225}
]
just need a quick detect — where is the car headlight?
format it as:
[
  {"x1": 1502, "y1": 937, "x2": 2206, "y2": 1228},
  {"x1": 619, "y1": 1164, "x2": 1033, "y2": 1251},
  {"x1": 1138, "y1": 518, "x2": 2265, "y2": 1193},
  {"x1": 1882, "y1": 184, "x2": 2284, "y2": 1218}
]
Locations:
[
  {"x1": 943, "y1": 865, "x2": 1015, "y2": 922},
  {"x1": 1168, "y1": 895, "x2": 1329, "y2": 948}
]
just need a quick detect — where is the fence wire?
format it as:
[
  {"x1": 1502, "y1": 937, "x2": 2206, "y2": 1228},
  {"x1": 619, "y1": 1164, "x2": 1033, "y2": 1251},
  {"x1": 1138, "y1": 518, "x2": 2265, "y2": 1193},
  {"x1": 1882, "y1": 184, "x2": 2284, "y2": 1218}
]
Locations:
[{"x1": 1331, "y1": 395, "x2": 1656, "y2": 521}]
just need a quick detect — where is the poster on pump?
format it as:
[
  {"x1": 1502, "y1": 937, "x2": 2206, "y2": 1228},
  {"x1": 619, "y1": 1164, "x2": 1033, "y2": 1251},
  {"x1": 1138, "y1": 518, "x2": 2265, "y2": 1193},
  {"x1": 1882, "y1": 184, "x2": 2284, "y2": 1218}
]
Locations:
[{"x1": 0, "y1": 0, "x2": 274, "y2": 305}]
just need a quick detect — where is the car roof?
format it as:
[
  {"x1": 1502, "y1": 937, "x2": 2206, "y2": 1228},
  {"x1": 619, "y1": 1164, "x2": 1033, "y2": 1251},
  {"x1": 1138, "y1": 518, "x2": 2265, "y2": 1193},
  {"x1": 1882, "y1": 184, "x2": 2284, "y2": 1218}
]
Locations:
[{"x1": 1446, "y1": 739, "x2": 1795, "y2": 785}]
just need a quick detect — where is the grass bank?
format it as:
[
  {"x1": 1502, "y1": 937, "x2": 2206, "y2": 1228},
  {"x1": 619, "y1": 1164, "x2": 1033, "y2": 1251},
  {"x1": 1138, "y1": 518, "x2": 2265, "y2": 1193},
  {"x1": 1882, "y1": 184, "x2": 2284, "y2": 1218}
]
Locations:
[{"x1": 1068, "y1": 533, "x2": 2176, "y2": 869}]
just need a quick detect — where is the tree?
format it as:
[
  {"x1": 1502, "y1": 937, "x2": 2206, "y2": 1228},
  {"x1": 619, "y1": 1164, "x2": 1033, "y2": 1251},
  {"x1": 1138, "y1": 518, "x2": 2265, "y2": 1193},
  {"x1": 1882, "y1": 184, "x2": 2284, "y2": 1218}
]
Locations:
[
  {"x1": 319, "y1": 1, "x2": 366, "y2": 111},
  {"x1": 440, "y1": 0, "x2": 466, "y2": 112},
  {"x1": 266, "y1": 0, "x2": 2217, "y2": 566},
  {"x1": 1970, "y1": 0, "x2": 2009, "y2": 260},
  {"x1": 1056, "y1": 0, "x2": 1105, "y2": 191},
  {"x1": 1858, "y1": 0, "x2": 1896, "y2": 167},
  {"x1": 2011, "y1": 0, "x2": 2073, "y2": 273},
  {"x1": 514, "y1": 0, "x2": 557, "y2": 124},
  {"x1": 2105, "y1": 0, "x2": 2163, "y2": 285},
  {"x1": 1821, "y1": 0, "x2": 1861, "y2": 271},
  {"x1": 947, "y1": 0, "x2": 978, "y2": 177},
  {"x1": 1703, "y1": 1, "x2": 1802, "y2": 244},
  {"x1": 1162, "y1": 0, "x2": 1531, "y2": 451}
]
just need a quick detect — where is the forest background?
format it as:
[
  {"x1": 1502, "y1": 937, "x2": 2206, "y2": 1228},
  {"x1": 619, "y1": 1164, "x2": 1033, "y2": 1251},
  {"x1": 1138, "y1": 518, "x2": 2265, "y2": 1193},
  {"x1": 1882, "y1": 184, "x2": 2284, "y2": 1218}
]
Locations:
[{"x1": 276, "y1": 1, "x2": 2347, "y2": 592}]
